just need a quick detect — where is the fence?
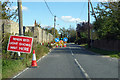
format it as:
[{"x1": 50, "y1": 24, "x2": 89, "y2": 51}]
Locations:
[{"x1": 92, "y1": 40, "x2": 120, "y2": 51}]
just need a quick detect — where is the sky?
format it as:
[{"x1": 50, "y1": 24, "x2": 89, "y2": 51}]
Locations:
[{"x1": 10, "y1": 1, "x2": 99, "y2": 30}]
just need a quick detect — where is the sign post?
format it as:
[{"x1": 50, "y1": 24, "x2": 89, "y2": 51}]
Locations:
[{"x1": 7, "y1": 35, "x2": 33, "y2": 53}]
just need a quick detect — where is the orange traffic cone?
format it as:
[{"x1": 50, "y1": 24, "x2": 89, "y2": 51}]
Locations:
[
  {"x1": 48, "y1": 42, "x2": 49, "y2": 46},
  {"x1": 64, "y1": 43, "x2": 66, "y2": 47},
  {"x1": 60, "y1": 44, "x2": 62, "y2": 47},
  {"x1": 56, "y1": 44, "x2": 58, "y2": 47},
  {"x1": 31, "y1": 50, "x2": 37, "y2": 67}
]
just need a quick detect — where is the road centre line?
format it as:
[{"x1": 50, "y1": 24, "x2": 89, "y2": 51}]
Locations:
[
  {"x1": 69, "y1": 46, "x2": 74, "y2": 56},
  {"x1": 74, "y1": 59, "x2": 91, "y2": 80},
  {"x1": 71, "y1": 51, "x2": 74, "y2": 55},
  {"x1": 69, "y1": 45, "x2": 91, "y2": 80}
]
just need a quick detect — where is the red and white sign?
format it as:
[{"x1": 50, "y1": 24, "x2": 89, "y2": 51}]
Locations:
[{"x1": 7, "y1": 35, "x2": 33, "y2": 53}]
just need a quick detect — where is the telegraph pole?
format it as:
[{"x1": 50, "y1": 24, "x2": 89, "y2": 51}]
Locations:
[
  {"x1": 88, "y1": 0, "x2": 91, "y2": 48},
  {"x1": 17, "y1": 0, "x2": 23, "y2": 58},
  {"x1": 18, "y1": 0, "x2": 23, "y2": 36},
  {"x1": 76, "y1": 21, "x2": 78, "y2": 40},
  {"x1": 90, "y1": 1, "x2": 97, "y2": 21},
  {"x1": 54, "y1": 16, "x2": 56, "y2": 39}
]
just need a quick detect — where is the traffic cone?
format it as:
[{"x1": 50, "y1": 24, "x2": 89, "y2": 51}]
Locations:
[
  {"x1": 31, "y1": 50, "x2": 37, "y2": 67},
  {"x1": 48, "y1": 42, "x2": 49, "y2": 46},
  {"x1": 64, "y1": 43, "x2": 66, "y2": 47},
  {"x1": 56, "y1": 44, "x2": 58, "y2": 47},
  {"x1": 60, "y1": 44, "x2": 62, "y2": 47},
  {"x1": 51, "y1": 42, "x2": 53, "y2": 46},
  {"x1": 41, "y1": 43, "x2": 42, "y2": 45}
]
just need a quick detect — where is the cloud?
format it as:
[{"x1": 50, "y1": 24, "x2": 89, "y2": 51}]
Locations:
[
  {"x1": 11, "y1": 6, "x2": 28, "y2": 11},
  {"x1": 22, "y1": 6, "x2": 28, "y2": 11},
  {"x1": 41, "y1": 24, "x2": 52, "y2": 29},
  {"x1": 61, "y1": 16, "x2": 83, "y2": 23},
  {"x1": 26, "y1": 24, "x2": 34, "y2": 26}
]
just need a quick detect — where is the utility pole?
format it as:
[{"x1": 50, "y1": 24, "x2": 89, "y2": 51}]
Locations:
[
  {"x1": 90, "y1": 1, "x2": 97, "y2": 21},
  {"x1": 76, "y1": 21, "x2": 78, "y2": 40},
  {"x1": 88, "y1": 0, "x2": 91, "y2": 48},
  {"x1": 17, "y1": 0, "x2": 23, "y2": 58},
  {"x1": 18, "y1": 0, "x2": 23, "y2": 36},
  {"x1": 54, "y1": 16, "x2": 56, "y2": 39}
]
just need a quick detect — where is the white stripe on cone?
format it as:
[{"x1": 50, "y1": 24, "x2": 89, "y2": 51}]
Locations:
[{"x1": 32, "y1": 54, "x2": 36, "y2": 60}]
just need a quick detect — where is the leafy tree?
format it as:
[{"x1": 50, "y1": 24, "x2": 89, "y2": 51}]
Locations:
[
  {"x1": 59, "y1": 26, "x2": 76, "y2": 42},
  {"x1": 1, "y1": 1, "x2": 18, "y2": 59},
  {"x1": 59, "y1": 27, "x2": 68, "y2": 38},
  {"x1": 0, "y1": 1, "x2": 18, "y2": 20},
  {"x1": 92, "y1": 2, "x2": 120, "y2": 40},
  {"x1": 69, "y1": 28, "x2": 76, "y2": 42},
  {"x1": 44, "y1": 27, "x2": 59, "y2": 38}
]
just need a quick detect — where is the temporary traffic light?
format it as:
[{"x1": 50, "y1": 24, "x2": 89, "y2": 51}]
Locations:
[{"x1": 61, "y1": 34, "x2": 62, "y2": 38}]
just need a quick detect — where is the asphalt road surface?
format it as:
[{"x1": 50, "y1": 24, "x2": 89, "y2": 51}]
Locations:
[{"x1": 15, "y1": 43, "x2": 118, "y2": 79}]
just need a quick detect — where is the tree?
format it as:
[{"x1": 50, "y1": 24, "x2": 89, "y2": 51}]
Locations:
[
  {"x1": 44, "y1": 27, "x2": 59, "y2": 38},
  {"x1": 1, "y1": 1, "x2": 18, "y2": 43},
  {"x1": 1, "y1": 1, "x2": 18, "y2": 59},
  {"x1": 92, "y1": 2, "x2": 120, "y2": 40},
  {"x1": 59, "y1": 27, "x2": 67, "y2": 38},
  {"x1": 0, "y1": 1, "x2": 18, "y2": 20},
  {"x1": 59, "y1": 26, "x2": 76, "y2": 42}
]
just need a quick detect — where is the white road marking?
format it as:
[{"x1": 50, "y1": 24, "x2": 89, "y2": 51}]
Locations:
[
  {"x1": 11, "y1": 68, "x2": 29, "y2": 80},
  {"x1": 71, "y1": 51, "x2": 74, "y2": 56},
  {"x1": 69, "y1": 44, "x2": 91, "y2": 80},
  {"x1": 69, "y1": 46, "x2": 74, "y2": 56},
  {"x1": 74, "y1": 59, "x2": 91, "y2": 80},
  {"x1": 11, "y1": 51, "x2": 51, "y2": 79}
]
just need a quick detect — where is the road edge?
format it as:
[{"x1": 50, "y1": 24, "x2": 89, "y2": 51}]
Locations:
[{"x1": 10, "y1": 49, "x2": 52, "y2": 80}]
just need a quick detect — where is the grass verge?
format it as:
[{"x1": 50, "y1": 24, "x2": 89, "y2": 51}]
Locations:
[
  {"x1": 0, "y1": 58, "x2": 2, "y2": 80},
  {"x1": 80, "y1": 44, "x2": 120, "y2": 58},
  {"x1": 2, "y1": 44, "x2": 50, "y2": 79}
]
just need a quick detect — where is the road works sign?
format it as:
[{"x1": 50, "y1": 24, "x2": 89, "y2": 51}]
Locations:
[
  {"x1": 7, "y1": 35, "x2": 33, "y2": 53},
  {"x1": 55, "y1": 38, "x2": 59, "y2": 42},
  {"x1": 63, "y1": 37, "x2": 68, "y2": 42}
]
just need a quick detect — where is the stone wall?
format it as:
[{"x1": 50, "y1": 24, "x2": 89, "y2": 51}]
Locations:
[
  {"x1": 26, "y1": 26, "x2": 53, "y2": 43},
  {"x1": 2, "y1": 19, "x2": 19, "y2": 35},
  {"x1": 1, "y1": 19, "x2": 54, "y2": 43}
]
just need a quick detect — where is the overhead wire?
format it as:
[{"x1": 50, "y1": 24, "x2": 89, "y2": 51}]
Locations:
[
  {"x1": 43, "y1": 0, "x2": 54, "y2": 16},
  {"x1": 43, "y1": 0, "x2": 86, "y2": 24},
  {"x1": 79, "y1": 2, "x2": 87, "y2": 22},
  {"x1": 43, "y1": 0, "x2": 74, "y2": 23}
]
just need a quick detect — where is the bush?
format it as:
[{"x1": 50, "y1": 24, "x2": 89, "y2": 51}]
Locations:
[
  {"x1": 2, "y1": 33, "x2": 11, "y2": 54},
  {"x1": 75, "y1": 38, "x2": 88, "y2": 45},
  {"x1": 118, "y1": 53, "x2": 120, "y2": 57}
]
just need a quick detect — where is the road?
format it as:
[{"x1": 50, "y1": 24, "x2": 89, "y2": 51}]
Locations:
[{"x1": 14, "y1": 43, "x2": 118, "y2": 79}]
